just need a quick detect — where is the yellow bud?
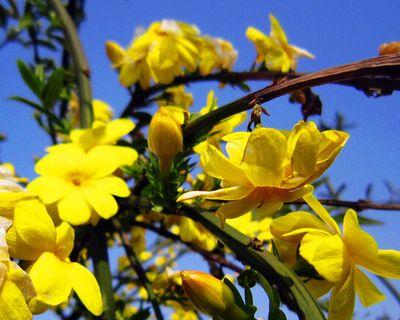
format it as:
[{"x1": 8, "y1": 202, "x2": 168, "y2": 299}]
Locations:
[
  {"x1": 379, "y1": 42, "x2": 400, "y2": 55},
  {"x1": 181, "y1": 271, "x2": 250, "y2": 320},
  {"x1": 148, "y1": 107, "x2": 183, "y2": 176}
]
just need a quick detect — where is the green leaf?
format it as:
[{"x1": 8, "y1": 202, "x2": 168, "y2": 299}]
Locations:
[
  {"x1": 183, "y1": 209, "x2": 326, "y2": 320},
  {"x1": 42, "y1": 68, "x2": 64, "y2": 109},
  {"x1": 16, "y1": 60, "x2": 42, "y2": 97}
]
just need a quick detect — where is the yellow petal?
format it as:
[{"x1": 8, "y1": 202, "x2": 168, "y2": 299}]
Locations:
[
  {"x1": 300, "y1": 233, "x2": 350, "y2": 283},
  {"x1": 105, "y1": 41, "x2": 126, "y2": 67},
  {"x1": 304, "y1": 279, "x2": 333, "y2": 299},
  {"x1": 269, "y1": 15, "x2": 288, "y2": 45},
  {"x1": 58, "y1": 189, "x2": 91, "y2": 225},
  {"x1": 222, "y1": 132, "x2": 250, "y2": 165},
  {"x1": 9, "y1": 199, "x2": 56, "y2": 259},
  {"x1": 343, "y1": 209, "x2": 378, "y2": 264},
  {"x1": 216, "y1": 196, "x2": 259, "y2": 220},
  {"x1": 252, "y1": 201, "x2": 282, "y2": 217},
  {"x1": 0, "y1": 280, "x2": 32, "y2": 320},
  {"x1": 92, "y1": 176, "x2": 130, "y2": 197},
  {"x1": 200, "y1": 144, "x2": 250, "y2": 185},
  {"x1": 270, "y1": 210, "x2": 329, "y2": 243},
  {"x1": 55, "y1": 222, "x2": 75, "y2": 260},
  {"x1": 83, "y1": 186, "x2": 118, "y2": 219},
  {"x1": 360, "y1": 249, "x2": 400, "y2": 279},
  {"x1": 28, "y1": 176, "x2": 72, "y2": 204},
  {"x1": 95, "y1": 145, "x2": 138, "y2": 166},
  {"x1": 354, "y1": 268, "x2": 385, "y2": 307},
  {"x1": 303, "y1": 193, "x2": 341, "y2": 235},
  {"x1": 66, "y1": 262, "x2": 103, "y2": 316},
  {"x1": 328, "y1": 268, "x2": 355, "y2": 320},
  {"x1": 86, "y1": 146, "x2": 123, "y2": 179},
  {"x1": 287, "y1": 121, "x2": 320, "y2": 176},
  {"x1": 177, "y1": 186, "x2": 254, "y2": 202},
  {"x1": 29, "y1": 252, "x2": 71, "y2": 306},
  {"x1": 241, "y1": 127, "x2": 287, "y2": 187}
]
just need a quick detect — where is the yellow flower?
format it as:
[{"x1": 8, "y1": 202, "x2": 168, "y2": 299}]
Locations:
[
  {"x1": 0, "y1": 216, "x2": 35, "y2": 320},
  {"x1": 144, "y1": 20, "x2": 201, "y2": 84},
  {"x1": 28, "y1": 145, "x2": 130, "y2": 225},
  {"x1": 199, "y1": 36, "x2": 238, "y2": 76},
  {"x1": 227, "y1": 211, "x2": 273, "y2": 241},
  {"x1": 106, "y1": 40, "x2": 151, "y2": 89},
  {"x1": 271, "y1": 194, "x2": 400, "y2": 320},
  {"x1": 179, "y1": 121, "x2": 348, "y2": 221},
  {"x1": 49, "y1": 118, "x2": 138, "y2": 167},
  {"x1": 6, "y1": 199, "x2": 103, "y2": 315},
  {"x1": 157, "y1": 85, "x2": 194, "y2": 110},
  {"x1": 246, "y1": 14, "x2": 314, "y2": 72},
  {"x1": 68, "y1": 92, "x2": 114, "y2": 128},
  {"x1": 193, "y1": 91, "x2": 246, "y2": 154},
  {"x1": 148, "y1": 107, "x2": 184, "y2": 176},
  {"x1": 181, "y1": 271, "x2": 250, "y2": 319},
  {"x1": 0, "y1": 163, "x2": 33, "y2": 218}
]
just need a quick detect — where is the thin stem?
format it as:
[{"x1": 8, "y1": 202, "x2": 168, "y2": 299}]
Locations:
[
  {"x1": 89, "y1": 223, "x2": 116, "y2": 320},
  {"x1": 291, "y1": 198, "x2": 400, "y2": 212},
  {"x1": 183, "y1": 54, "x2": 400, "y2": 143},
  {"x1": 49, "y1": 0, "x2": 93, "y2": 128},
  {"x1": 115, "y1": 221, "x2": 164, "y2": 320}
]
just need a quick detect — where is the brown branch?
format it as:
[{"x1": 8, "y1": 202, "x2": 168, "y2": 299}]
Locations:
[
  {"x1": 121, "y1": 55, "x2": 400, "y2": 117},
  {"x1": 291, "y1": 198, "x2": 400, "y2": 212},
  {"x1": 132, "y1": 220, "x2": 243, "y2": 273},
  {"x1": 183, "y1": 54, "x2": 400, "y2": 142}
]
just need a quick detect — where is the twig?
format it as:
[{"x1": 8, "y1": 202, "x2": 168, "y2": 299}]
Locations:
[
  {"x1": 50, "y1": 0, "x2": 93, "y2": 128},
  {"x1": 291, "y1": 198, "x2": 400, "y2": 212},
  {"x1": 132, "y1": 220, "x2": 243, "y2": 273},
  {"x1": 183, "y1": 54, "x2": 400, "y2": 142},
  {"x1": 115, "y1": 221, "x2": 165, "y2": 320},
  {"x1": 121, "y1": 56, "x2": 400, "y2": 117}
]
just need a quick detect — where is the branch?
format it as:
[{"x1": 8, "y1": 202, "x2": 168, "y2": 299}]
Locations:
[
  {"x1": 291, "y1": 198, "x2": 400, "y2": 212},
  {"x1": 121, "y1": 55, "x2": 400, "y2": 117},
  {"x1": 183, "y1": 54, "x2": 400, "y2": 143},
  {"x1": 49, "y1": 0, "x2": 93, "y2": 128},
  {"x1": 114, "y1": 221, "x2": 164, "y2": 320},
  {"x1": 132, "y1": 220, "x2": 243, "y2": 273}
]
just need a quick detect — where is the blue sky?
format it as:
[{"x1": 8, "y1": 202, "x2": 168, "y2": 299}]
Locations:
[{"x1": 1, "y1": 1, "x2": 400, "y2": 319}]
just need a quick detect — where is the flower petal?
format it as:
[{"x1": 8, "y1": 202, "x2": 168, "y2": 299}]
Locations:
[
  {"x1": 360, "y1": 249, "x2": 400, "y2": 279},
  {"x1": 66, "y1": 262, "x2": 103, "y2": 316},
  {"x1": 328, "y1": 268, "x2": 355, "y2": 320},
  {"x1": 0, "y1": 280, "x2": 32, "y2": 320},
  {"x1": 354, "y1": 268, "x2": 385, "y2": 307},
  {"x1": 92, "y1": 176, "x2": 130, "y2": 197},
  {"x1": 200, "y1": 145, "x2": 250, "y2": 185},
  {"x1": 83, "y1": 186, "x2": 118, "y2": 219},
  {"x1": 28, "y1": 252, "x2": 71, "y2": 306},
  {"x1": 241, "y1": 127, "x2": 287, "y2": 187},
  {"x1": 300, "y1": 233, "x2": 350, "y2": 283},
  {"x1": 222, "y1": 132, "x2": 250, "y2": 165},
  {"x1": 55, "y1": 222, "x2": 75, "y2": 260},
  {"x1": 28, "y1": 176, "x2": 72, "y2": 204},
  {"x1": 270, "y1": 210, "x2": 330, "y2": 243},
  {"x1": 343, "y1": 209, "x2": 378, "y2": 264},
  {"x1": 177, "y1": 186, "x2": 254, "y2": 202},
  {"x1": 58, "y1": 190, "x2": 91, "y2": 225},
  {"x1": 216, "y1": 196, "x2": 259, "y2": 220}
]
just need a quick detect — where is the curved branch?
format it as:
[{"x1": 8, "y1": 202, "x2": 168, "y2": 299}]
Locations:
[
  {"x1": 50, "y1": 0, "x2": 93, "y2": 128},
  {"x1": 183, "y1": 54, "x2": 400, "y2": 143},
  {"x1": 291, "y1": 198, "x2": 400, "y2": 212}
]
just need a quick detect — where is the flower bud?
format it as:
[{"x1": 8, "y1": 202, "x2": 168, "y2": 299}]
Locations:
[
  {"x1": 148, "y1": 107, "x2": 183, "y2": 176},
  {"x1": 181, "y1": 270, "x2": 251, "y2": 320},
  {"x1": 379, "y1": 42, "x2": 400, "y2": 55},
  {"x1": 105, "y1": 41, "x2": 126, "y2": 67}
]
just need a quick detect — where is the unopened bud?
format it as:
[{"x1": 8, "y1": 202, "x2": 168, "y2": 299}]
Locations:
[
  {"x1": 181, "y1": 270, "x2": 251, "y2": 320},
  {"x1": 379, "y1": 42, "x2": 400, "y2": 56},
  {"x1": 148, "y1": 107, "x2": 183, "y2": 176}
]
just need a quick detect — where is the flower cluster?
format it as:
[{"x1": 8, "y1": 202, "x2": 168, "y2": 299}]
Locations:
[{"x1": 106, "y1": 19, "x2": 238, "y2": 88}]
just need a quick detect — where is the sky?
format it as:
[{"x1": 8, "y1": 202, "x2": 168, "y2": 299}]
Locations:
[{"x1": 1, "y1": 0, "x2": 400, "y2": 319}]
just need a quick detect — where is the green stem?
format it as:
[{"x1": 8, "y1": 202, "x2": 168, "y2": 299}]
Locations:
[
  {"x1": 182, "y1": 207, "x2": 326, "y2": 320},
  {"x1": 114, "y1": 220, "x2": 164, "y2": 320},
  {"x1": 89, "y1": 223, "x2": 116, "y2": 320},
  {"x1": 49, "y1": 0, "x2": 93, "y2": 128}
]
